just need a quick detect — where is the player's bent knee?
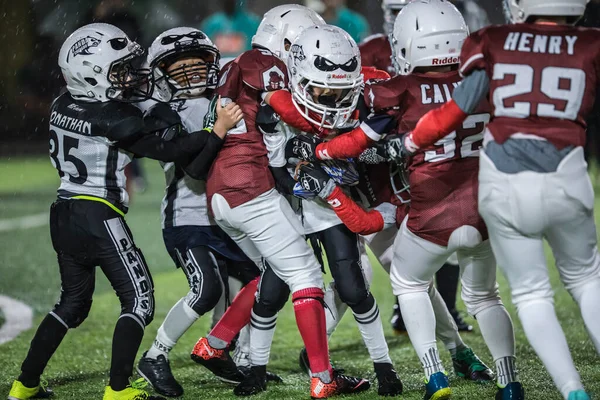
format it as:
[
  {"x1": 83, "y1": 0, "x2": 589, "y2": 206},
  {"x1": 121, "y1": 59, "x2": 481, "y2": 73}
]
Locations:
[
  {"x1": 186, "y1": 282, "x2": 223, "y2": 315},
  {"x1": 52, "y1": 298, "x2": 93, "y2": 328}
]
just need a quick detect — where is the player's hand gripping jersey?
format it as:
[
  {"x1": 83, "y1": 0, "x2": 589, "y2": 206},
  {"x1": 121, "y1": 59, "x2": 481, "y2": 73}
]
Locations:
[{"x1": 207, "y1": 49, "x2": 318, "y2": 208}]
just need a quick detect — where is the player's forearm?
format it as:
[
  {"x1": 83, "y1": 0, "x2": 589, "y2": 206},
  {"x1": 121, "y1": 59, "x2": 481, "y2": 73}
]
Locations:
[
  {"x1": 269, "y1": 166, "x2": 296, "y2": 195},
  {"x1": 120, "y1": 130, "x2": 209, "y2": 163},
  {"x1": 183, "y1": 130, "x2": 225, "y2": 180},
  {"x1": 410, "y1": 100, "x2": 468, "y2": 148},
  {"x1": 315, "y1": 125, "x2": 373, "y2": 160},
  {"x1": 265, "y1": 90, "x2": 315, "y2": 133},
  {"x1": 325, "y1": 186, "x2": 384, "y2": 235}
]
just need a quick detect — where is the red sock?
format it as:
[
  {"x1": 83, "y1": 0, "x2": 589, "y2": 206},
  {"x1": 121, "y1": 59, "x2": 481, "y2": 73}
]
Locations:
[
  {"x1": 292, "y1": 288, "x2": 332, "y2": 377},
  {"x1": 209, "y1": 276, "x2": 259, "y2": 345}
]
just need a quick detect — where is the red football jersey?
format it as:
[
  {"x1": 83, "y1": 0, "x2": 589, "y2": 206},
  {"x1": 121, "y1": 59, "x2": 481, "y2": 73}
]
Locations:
[
  {"x1": 207, "y1": 49, "x2": 288, "y2": 208},
  {"x1": 359, "y1": 34, "x2": 395, "y2": 77},
  {"x1": 460, "y1": 24, "x2": 600, "y2": 149},
  {"x1": 365, "y1": 72, "x2": 490, "y2": 246}
]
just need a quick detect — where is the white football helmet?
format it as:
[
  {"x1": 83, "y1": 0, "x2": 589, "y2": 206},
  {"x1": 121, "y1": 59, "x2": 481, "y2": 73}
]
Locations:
[
  {"x1": 58, "y1": 23, "x2": 151, "y2": 102},
  {"x1": 382, "y1": 0, "x2": 411, "y2": 35},
  {"x1": 148, "y1": 27, "x2": 220, "y2": 101},
  {"x1": 252, "y1": 4, "x2": 325, "y2": 61},
  {"x1": 287, "y1": 25, "x2": 363, "y2": 129},
  {"x1": 503, "y1": 0, "x2": 589, "y2": 24},
  {"x1": 391, "y1": 0, "x2": 468, "y2": 75}
]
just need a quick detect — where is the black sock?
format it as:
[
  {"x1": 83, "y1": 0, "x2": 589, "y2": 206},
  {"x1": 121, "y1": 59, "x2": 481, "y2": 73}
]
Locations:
[
  {"x1": 109, "y1": 315, "x2": 144, "y2": 391},
  {"x1": 435, "y1": 263, "x2": 460, "y2": 312},
  {"x1": 19, "y1": 313, "x2": 69, "y2": 387}
]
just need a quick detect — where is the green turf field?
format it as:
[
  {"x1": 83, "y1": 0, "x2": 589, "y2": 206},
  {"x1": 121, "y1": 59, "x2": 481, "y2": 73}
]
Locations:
[{"x1": 1, "y1": 157, "x2": 599, "y2": 400}]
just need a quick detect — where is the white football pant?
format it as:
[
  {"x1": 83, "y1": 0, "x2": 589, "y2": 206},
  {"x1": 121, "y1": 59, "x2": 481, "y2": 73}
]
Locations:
[
  {"x1": 479, "y1": 148, "x2": 600, "y2": 398},
  {"x1": 390, "y1": 216, "x2": 514, "y2": 377},
  {"x1": 211, "y1": 189, "x2": 323, "y2": 293}
]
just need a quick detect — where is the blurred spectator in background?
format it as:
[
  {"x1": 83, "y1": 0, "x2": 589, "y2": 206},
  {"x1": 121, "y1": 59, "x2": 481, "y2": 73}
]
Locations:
[
  {"x1": 201, "y1": 0, "x2": 260, "y2": 57},
  {"x1": 306, "y1": 0, "x2": 370, "y2": 43},
  {"x1": 449, "y1": 0, "x2": 490, "y2": 31}
]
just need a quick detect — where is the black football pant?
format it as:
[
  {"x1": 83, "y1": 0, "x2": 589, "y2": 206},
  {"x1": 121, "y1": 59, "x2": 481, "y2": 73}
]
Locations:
[{"x1": 19, "y1": 199, "x2": 154, "y2": 391}]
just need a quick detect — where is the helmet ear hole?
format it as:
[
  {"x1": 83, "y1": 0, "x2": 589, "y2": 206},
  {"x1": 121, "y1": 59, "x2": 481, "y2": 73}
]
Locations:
[{"x1": 84, "y1": 77, "x2": 98, "y2": 86}]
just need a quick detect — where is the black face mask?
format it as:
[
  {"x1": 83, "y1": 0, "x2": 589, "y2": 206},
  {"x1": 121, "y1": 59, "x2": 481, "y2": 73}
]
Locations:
[{"x1": 314, "y1": 55, "x2": 358, "y2": 72}]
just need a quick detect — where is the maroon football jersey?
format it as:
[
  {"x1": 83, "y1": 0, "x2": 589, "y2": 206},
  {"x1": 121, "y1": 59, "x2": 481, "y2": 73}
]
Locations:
[
  {"x1": 359, "y1": 34, "x2": 395, "y2": 76},
  {"x1": 365, "y1": 72, "x2": 490, "y2": 246},
  {"x1": 206, "y1": 49, "x2": 288, "y2": 209},
  {"x1": 460, "y1": 24, "x2": 600, "y2": 149}
]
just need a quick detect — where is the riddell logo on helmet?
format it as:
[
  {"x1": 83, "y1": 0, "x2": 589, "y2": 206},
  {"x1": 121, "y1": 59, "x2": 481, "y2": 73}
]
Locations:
[
  {"x1": 328, "y1": 73, "x2": 349, "y2": 79},
  {"x1": 432, "y1": 57, "x2": 459, "y2": 65}
]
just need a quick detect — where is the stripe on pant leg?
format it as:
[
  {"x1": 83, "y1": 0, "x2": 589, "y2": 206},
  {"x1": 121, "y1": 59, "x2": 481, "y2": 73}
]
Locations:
[{"x1": 104, "y1": 218, "x2": 152, "y2": 322}]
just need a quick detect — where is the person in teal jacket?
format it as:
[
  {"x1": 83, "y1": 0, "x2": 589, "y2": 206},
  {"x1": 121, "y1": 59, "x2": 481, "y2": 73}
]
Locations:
[
  {"x1": 201, "y1": 0, "x2": 260, "y2": 57},
  {"x1": 318, "y1": 0, "x2": 371, "y2": 43}
]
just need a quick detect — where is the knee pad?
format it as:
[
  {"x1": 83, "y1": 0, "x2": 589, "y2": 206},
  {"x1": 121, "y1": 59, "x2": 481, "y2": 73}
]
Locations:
[
  {"x1": 185, "y1": 282, "x2": 223, "y2": 316},
  {"x1": 461, "y1": 283, "x2": 502, "y2": 317},
  {"x1": 52, "y1": 297, "x2": 93, "y2": 328},
  {"x1": 333, "y1": 259, "x2": 369, "y2": 308},
  {"x1": 256, "y1": 281, "x2": 290, "y2": 315},
  {"x1": 121, "y1": 291, "x2": 155, "y2": 327}
]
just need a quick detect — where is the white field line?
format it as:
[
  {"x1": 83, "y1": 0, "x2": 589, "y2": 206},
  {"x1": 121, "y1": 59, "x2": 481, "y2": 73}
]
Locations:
[
  {"x1": 0, "y1": 295, "x2": 33, "y2": 345},
  {"x1": 0, "y1": 212, "x2": 48, "y2": 232}
]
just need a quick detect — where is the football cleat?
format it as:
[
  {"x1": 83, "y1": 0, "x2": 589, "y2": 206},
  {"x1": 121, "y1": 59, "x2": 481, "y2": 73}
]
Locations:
[
  {"x1": 8, "y1": 380, "x2": 53, "y2": 399},
  {"x1": 450, "y1": 310, "x2": 473, "y2": 332},
  {"x1": 374, "y1": 362, "x2": 403, "y2": 396},
  {"x1": 234, "y1": 366, "x2": 267, "y2": 396},
  {"x1": 424, "y1": 372, "x2": 451, "y2": 400},
  {"x1": 495, "y1": 382, "x2": 525, "y2": 400},
  {"x1": 567, "y1": 390, "x2": 590, "y2": 400},
  {"x1": 102, "y1": 378, "x2": 165, "y2": 400},
  {"x1": 310, "y1": 371, "x2": 370, "y2": 399},
  {"x1": 390, "y1": 302, "x2": 407, "y2": 335},
  {"x1": 136, "y1": 352, "x2": 183, "y2": 397},
  {"x1": 452, "y1": 347, "x2": 494, "y2": 382},
  {"x1": 191, "y1": 337, "x2": 245, "y2": 384},
  {"x1": 238, "y1": 366, "x2": 283, "y2": 384}
]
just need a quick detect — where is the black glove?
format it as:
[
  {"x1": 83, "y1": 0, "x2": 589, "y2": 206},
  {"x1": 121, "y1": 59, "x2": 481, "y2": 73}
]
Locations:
[
  {"x1": 144, "y1": 103, "x2": 184, "y2": 140},
  {"x1": 296, "y1": 163, "x2": 336, "y2": 199},
  {"x1": 384, "y1": 133, "x2": 414, "y2": 164},
  {"x1": 285, "y1": 134, "x2": 322, "y2": 162}
]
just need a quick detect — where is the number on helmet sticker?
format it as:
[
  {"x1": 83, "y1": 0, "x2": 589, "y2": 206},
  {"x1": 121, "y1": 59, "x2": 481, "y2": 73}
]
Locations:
[
  {"x1": 493, "y1": 63, "x2": 585, "y2": 120},
  {"x1": 424, "y1": 113, "x2": 490, "y2": 163}
]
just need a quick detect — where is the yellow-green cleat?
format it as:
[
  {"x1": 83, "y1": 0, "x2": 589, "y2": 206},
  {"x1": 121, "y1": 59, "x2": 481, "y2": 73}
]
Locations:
[
  {"x1": 424, "y1": 372, "x2": 452, "y2": 400},
  {"x1": 102, "y1": 378, "x2": 165, "y2": 400},
  {"x1": 8, "y1": 379, "x2": 53, "y2": 399}
]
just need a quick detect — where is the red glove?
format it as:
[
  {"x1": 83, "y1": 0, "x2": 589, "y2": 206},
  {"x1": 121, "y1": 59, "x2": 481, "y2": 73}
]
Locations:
[{"x1": 326, "y1": 186, "x2": 384, "y2": 235}]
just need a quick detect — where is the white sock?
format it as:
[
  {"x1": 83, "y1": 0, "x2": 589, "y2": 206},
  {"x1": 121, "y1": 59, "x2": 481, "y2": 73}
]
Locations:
[
  {"x1": 324, "y1": 282, "x2": 349, "y2": 337},
  {"x1": 398, "y1": 292, "x2": 444, "y2": 377},
  {"x1": 353, "y1": 301, "x2": 392, "y2": 364},
  {"x1": 475, "y1": 305, "x2": 517, "y2": 386},
  {"x1": 569, "y1": 278, "x2": 600, "y2": 354},
  {"x1": 249, "y1": 310, "x2": 278, "y2": 366},
  {"x1": 147, "y1": 298, "x2": 199, "y2": 359},
  {"x1": 233, "y1": 324, "x2": 251, "y2": 367},
  {"x1": 429, "y1": 285, "x2": 465, "y2": 353},
  {"x1": 517, "y1": 299, "x2": 583, "y2": 398}
]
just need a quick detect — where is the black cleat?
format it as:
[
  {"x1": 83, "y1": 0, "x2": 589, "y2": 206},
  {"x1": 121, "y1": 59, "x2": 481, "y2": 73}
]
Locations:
[
  {"x1": 310, "y1": 370, "x2": 371, "y2": 398},
  {"x1": 191, "y1": 337, "x2": 245, "y2": 384},
  {"x1": 451, "y1": 310, "x2": 473, "y2": 332},
  {"x1": 452, "y1": 347, "x2": 494, "y2": 382},
  {"x1": 239, "y1": 366, "x2": 283, "y2": 384},
  {"x1": 234, "y1": 366, "x2": 267, "y2": 396},
  {"x1": 374, "y1": 363, "x2": 403, "y2": 396},
  {"x1": 137, "y1": 352, "x2": 183, "y2": 398},
  {"x1": 390, "y1": 302, "x2": 407, "y2": 335}
]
